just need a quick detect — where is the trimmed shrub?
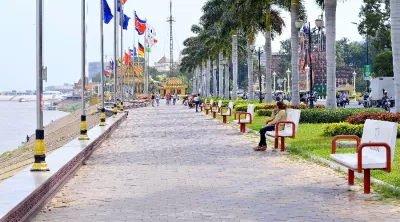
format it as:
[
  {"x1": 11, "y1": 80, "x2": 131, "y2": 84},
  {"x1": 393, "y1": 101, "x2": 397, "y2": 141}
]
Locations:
[
  {"x1": 323, "y1": 123, "x2": 364, "y2": 137},
  {"x1": 323, "y1": 122, "x2": 400, "y2": 138},
  {"x1": 235, "y1": 104, "x2": 265, "y2": 112},
  {"x1": 347, "y1": 112, "x2": 400, "y2": 124},
  {"x1": 300, "y1": 108, "x2": 384, "y2": 123},
  {"x1": 262, "y1": 103, "x2": 325, "y2": 110},
  {"x1": 256, "y1": 109, "x2": 273, "y2": 116}
]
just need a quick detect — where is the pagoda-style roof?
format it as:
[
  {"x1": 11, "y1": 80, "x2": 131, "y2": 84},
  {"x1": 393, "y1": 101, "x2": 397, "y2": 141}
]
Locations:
[
  {"x1": 156, "y1": 56, "x2": 170, "y2": 64},
  {"x1": 160, "y1": 77, "x2": 187, "y2": 89}
]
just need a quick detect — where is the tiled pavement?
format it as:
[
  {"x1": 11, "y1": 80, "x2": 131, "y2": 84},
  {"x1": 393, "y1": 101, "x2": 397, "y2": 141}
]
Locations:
[{"x1": 34, "y1": 101, "x2": 400, "y2": 222}]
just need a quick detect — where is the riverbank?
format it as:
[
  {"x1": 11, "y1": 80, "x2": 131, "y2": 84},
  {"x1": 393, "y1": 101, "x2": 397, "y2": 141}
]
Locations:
[{"x1": 0, "y1": 104, "x2": 101, "y2": 181}]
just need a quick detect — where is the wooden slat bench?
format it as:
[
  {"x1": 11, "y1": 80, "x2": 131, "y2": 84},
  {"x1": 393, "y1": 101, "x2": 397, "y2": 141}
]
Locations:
[
  {"x1": 204, "y1": 99, "x2": 213, "y2": 115},
  {"x1": 211, "y1": 100, "x2": 222, "y2": 119}
]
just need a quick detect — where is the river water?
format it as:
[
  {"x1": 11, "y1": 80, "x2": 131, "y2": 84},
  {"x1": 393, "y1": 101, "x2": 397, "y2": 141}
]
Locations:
[{"x1": 0, "y1": 101, "x2": 67, "y2": 154}]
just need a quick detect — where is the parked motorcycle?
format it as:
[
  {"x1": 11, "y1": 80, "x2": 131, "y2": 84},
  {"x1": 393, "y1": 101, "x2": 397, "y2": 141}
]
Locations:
[{"x1": 337, "y1": 98, "x2": 346, "y2": 108}]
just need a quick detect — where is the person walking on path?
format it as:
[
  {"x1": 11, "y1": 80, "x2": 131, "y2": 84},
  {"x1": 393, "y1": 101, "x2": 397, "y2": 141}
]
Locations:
[
  {"x1": 172, "y1": 94, "x2": 177, "y2": 105},
  {"x1": 254, "y1": 101, "x2": 287, "y2": 151},
  {"x1": 194, "y1": 94, "x2": 200, "y2": 112},
  {"x1": 166, "y1": 93, "x2": 171, "y2": 105},
  {"x1": 151, "y1": 93, "x2": 155, "y2": 107},
  {"x1": 156, "y1": 94, "x2": 160, "y2": 107}
]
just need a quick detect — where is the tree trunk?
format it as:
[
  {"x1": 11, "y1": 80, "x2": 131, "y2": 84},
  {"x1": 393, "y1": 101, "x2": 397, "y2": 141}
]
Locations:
[
  {"x1": 247, "y1": 40, "x2": 254, "y2": 101},
  {"x1": 264, "y1": 5, "x2": 273, "y2": 103},
  {"x1": 193, "y1": 70, "x2": 197, "y2": 94},
  {"x1": 202, "y1": 63, "x2": 206, "y2": 96},
  {"x1": 207, "y1": 59, "x2": 211, "y2": 97},
  {"x1": 197, "y1": 67, "x2": 201, "y2": 94},
  {"x1": 290, "y1": 1, "x2": 300, "y2": 104},
  {"x1": 219, "y1": 52, "x2": 224, "y2": 98},
  {"x1": 224, "y1": 59, "x2": 230, "y2": 99},
  {"x1": 325, "y1": 0, "x2": 337, "y2": 109},
  {"x1": 232, "y1": 35, "x2": 238, "y2": 100},
  {"x1": 213, "y1": 60, "x2": 217, "y2": 97},
  {"x1": 391, "y1": 0, "x2": 400, "y2": 112}
]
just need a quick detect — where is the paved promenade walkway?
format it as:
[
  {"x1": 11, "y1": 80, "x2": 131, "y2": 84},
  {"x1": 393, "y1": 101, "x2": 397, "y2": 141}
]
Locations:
[{"x1": 35, "y1": 101, "x2": 400, "y2": 222}]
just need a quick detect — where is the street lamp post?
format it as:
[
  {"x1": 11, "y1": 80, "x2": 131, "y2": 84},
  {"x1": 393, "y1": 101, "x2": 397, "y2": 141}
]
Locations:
[
  {"x1": 286, "y1": 68, "x2": 291, "y2": 93},
  {"x1": 353, "y1": 70, "x2": 357, "y2": 102},
  {"x1": 305, "y1": 65, "x2": 310, "y2": 92},
  {"x1": 31, "y1": 0, "x2": 49, "y2": 172},
  {"x1": 272, "y1": 72, "x2": 277, "y2": 94},
  {"x1": 251, "y1": 46, "x2": 264, "y2": 103},
  {"x1": 283, "y1": 78, "x2": 287, "y2": 94}
]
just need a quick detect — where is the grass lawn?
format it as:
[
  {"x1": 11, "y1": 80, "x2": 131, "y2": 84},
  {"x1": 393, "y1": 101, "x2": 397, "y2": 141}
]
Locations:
[{"x1": 205, "y1": 109, "x2": 400, "y2": 192}]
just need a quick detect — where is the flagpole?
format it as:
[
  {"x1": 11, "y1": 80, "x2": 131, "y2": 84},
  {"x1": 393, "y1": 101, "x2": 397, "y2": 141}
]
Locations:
[
  {"x1": 120, "y1": 3, "x2": 124, "y2": 102},
  {"x1": 132, "y1": 10, "x2": 136, "y2": 100},
  {"x1": 99, "y1": 0, "x2": 106, "y2": 126},
  {"x1": 144, "y1": 24, "x2": 148, "y2": 96},
  {"x1": 113, "y1": 0, "x2": 118, "y2": 104}
]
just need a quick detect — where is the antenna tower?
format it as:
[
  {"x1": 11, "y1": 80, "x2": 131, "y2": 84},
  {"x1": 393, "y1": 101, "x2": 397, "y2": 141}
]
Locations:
[{"x1": 166, "y1": 0, "x2": 175, "y2": 77}]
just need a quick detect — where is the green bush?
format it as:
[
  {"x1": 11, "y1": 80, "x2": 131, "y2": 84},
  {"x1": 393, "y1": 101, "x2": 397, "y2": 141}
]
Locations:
[
  {"x1": 257, "y1": 109, "x2": 273, "y2": 116},
  {"x1": 323, "y1": 122, "x2": 400, "y2": 138},
  {"x1": 323, "y1": 123, "x2": 364, "y2": 137},
  {"x1": 235, "y1": 104, "x2": 266, "y2": 112},
  {"x1": 300, "y1": 108, "x2": 384, "y2": 123}
]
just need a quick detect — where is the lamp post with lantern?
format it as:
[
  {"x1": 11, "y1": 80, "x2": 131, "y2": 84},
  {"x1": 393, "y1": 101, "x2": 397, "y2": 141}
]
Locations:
[
  {"x1": 353, "y1": 70, "x2": 357, "y2": 102},
  {"x1": 283, "y1": 78, "x2": 287, "y2": 94},
  {"x1": 251, "y1": 46, "x2": 264, "y2": 103},
  {"x1": 294, "y1": 14, "x2": 324, "y2": 109},
  {"x1": 272, "y1": 71, "x2": 277, "y2": 94},
  {"x1": 286, "y1": 68, "x2": 291, "y2": 93}
]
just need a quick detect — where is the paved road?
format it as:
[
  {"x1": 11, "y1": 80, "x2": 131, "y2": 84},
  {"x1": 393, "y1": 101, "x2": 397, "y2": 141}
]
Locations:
[{"x1": 34, "y1": 102, "x2": 400, "y2": 222}]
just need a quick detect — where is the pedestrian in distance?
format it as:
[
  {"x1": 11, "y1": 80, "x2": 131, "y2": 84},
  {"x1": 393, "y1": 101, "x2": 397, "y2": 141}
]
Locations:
[
  {"x1": 172, "y1": 94, "x2": 177, "y2": 105},
  {"x1": 194, "y1": 94, "x2": 200, "y2": 112},
  {"x1": 156, "y1": 93, "x2": 160, "y2": 106},
  {"x1": 151, "y1": 93, "x2": 155, "y2": 107}
]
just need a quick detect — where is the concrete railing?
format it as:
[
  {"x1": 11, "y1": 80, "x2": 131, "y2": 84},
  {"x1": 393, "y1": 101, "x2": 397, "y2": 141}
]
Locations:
[{"x1": 0, "y1": 113, "x2": 128, "y2": 222}]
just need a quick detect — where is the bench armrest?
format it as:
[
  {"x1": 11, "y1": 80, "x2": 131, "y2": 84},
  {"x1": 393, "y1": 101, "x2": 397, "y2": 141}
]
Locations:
[
  {"x1": 220, "y1": 107, "x2": 232, "y2": 116},
  {"x1": 234, "y1": 111, "x2": 244, "y2": 120},
  {"x1": 331, "y1": 135, "x2": 360, "y2": 154},
  {"x1": 357, "y1": 142, "x2": 391, "y2": 173},
  {"x1": 238, "y1": 112, "x2": 253, "y2": 124},
  {"x1": 275, "y1": 121, "x2": 296, "y2": 138}
]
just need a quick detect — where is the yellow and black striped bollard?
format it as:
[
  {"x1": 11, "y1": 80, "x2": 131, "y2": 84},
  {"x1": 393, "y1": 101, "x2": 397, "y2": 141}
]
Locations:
[
  {"x1": 99, "y1": 108, "x2": 106, "y2": 126},
  {"x1": 78, "y1": 115, "x2": 90, "y2": 140},
  {"x1": 31, "y1": 129, "x2": 50, "y2": 171},
  {"x1": 119, "y1": 102, "x2": 124, "y2": 113},
  {"x1": 113, "y1": 104, "x2": 118, "y2": 118}
]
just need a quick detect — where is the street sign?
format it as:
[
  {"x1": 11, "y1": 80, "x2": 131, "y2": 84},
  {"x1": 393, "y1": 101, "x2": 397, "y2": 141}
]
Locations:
[{"x1": 364, "y1": 65, "x2": 372, "y2": 81}]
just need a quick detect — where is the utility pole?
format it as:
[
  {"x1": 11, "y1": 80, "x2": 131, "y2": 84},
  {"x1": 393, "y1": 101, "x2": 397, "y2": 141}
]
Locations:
[
  {"x1": 166, "y1": 0, "x2": 175, "y2": 77},
  {"x1": 79, "y1": 0, "x2": 89, "y2": 140}
]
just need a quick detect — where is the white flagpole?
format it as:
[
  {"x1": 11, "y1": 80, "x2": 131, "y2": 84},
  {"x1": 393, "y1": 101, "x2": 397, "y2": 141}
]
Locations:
[
  {"x1": 132, "y1": 10, "x2": 136, "y2": 99},
  {"x1": 120, "y1": 3, "x2": 124, "y2": 101},
  {"x1": 113, "y1": 0, "x2": 118, "y2": 102},
  {"x1": 144, "y1": 21, "x2": 148, "y2": 96}
]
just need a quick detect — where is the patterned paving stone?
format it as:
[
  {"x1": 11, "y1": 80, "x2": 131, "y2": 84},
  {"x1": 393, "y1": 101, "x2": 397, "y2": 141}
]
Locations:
[{"x1": 34, "y1": 101, "x2": 400, "y2": 222}]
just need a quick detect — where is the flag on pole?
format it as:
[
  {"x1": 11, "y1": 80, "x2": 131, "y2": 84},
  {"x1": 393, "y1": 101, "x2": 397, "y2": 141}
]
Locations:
[
  {"x1": 124, "y1": 52, "x2": 131, "y2": 65},
  {"x1": 138, "y1": 42, "x2": 145, "y2": 56},
  {"x1": 145, "y1": 24, "x2": 157, "y2": 47},
  {"x1": 110, "y1": 60, "x2": 113, "y2": 70},
  {"x1": 130, "y1": 48, "x2": 137, "y2": 57},
  {"x1": 121, "y1": 0, "x2": 127, "y2": 4},
  {"x1": 121, "y1": 14, "x2": 131, "y2": 30},
  {"x1": 135, "y1": 12, "x2": 146, "y2": 35},
  {"x1": 103, "y1": 0, "x2": 113, "y2": 24},
  {"x1": 104, "y1": 70, "x2": 112, "y2": 78},
  {"x1": 117, "y1": 57, "x2": 121, "y2": 67}
]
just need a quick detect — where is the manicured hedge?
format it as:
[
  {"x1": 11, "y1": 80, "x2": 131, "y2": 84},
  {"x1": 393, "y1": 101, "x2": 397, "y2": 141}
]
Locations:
[
  {"x1": 300, "y1": 108, "x2": 384, "y2": 123},
  {"x1": 323, "y1": 122, "x2": 400, "y2": 138},
  {"x1": 256, "y1": 109, "x2": 273, "y2": 116},
  {"x1": 235, "y1": 104, "x2": 266, "y2": 112},
  {"x1": 262, "y1": 104, "x2": 325, "y2": 109},
  {"x1": 347, "y1": 112, "x2": 400, "y2": 124}
]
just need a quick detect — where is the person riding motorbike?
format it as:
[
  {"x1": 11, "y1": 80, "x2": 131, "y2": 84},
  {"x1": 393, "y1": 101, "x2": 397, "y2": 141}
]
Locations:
[{"x1": 381, "y1": 91, "x2": 391, "y2": 111}]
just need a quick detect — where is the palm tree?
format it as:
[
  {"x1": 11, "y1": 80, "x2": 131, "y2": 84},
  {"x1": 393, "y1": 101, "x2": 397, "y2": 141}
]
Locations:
[
  {"x1": 391, "y1": 0, "x2": 400, "y2": 112},
  {"x1": 289, "y1": 0, "x2": 301, "y2": 105},
  {"x1": 325, "y1": 0, "x2": 337, "y2": 109},
  {"x1": 218, "y1": 52, "x2": 224, "y2": 98}
]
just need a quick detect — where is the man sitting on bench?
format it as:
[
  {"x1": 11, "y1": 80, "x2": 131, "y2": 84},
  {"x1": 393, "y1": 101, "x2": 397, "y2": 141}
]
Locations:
[{"x1": 254, "y1": 101, "x2": 287, "y2": 151}]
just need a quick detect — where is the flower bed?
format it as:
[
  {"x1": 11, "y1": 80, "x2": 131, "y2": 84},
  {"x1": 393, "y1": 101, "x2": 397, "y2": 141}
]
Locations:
[{"x1": 347, "y1": 112, "x2": 400, "y2": 124}]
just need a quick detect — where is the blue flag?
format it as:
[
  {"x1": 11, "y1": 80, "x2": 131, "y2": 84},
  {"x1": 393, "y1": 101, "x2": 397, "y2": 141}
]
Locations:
[
  {"x1": 117, "y1": 0, "x2": 122, "y2": 12},
  {"x1": 130, "y1": 48, "x2": 137, "y2": 57},
  {"x1": 121, "y1": 14, "x2": 131, "y2": 30},
  {"x1": 103, "y1": 0, "x2": 113, "y2": 24}
]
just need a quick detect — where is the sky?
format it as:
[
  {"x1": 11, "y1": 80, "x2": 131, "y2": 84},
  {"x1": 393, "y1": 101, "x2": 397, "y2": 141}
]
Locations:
[{"x1": 0, "y1": 0, "x2": 364, "y2": 91}]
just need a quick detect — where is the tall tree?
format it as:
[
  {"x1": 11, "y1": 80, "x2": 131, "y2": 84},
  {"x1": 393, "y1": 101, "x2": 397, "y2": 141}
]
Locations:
[{"x1": 325, "y1": 0, "x2": 337, "y2": 109}]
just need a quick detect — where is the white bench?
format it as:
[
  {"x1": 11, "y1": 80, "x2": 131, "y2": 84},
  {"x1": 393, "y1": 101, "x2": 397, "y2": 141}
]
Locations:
[
  {"x1": 211, "y1": 100, "x2": 222, "y2": 119},
  {"x1": 330, "y1": 119, "x2": 398, "y2": 194},
  {"x1": 218, "y1": 102, "x2": 234, "y2": 124},
  {"x1": 200, "y1": 98, "x2": 207, "y2": 112},
  {"x1": 266, "y1": 109, "x2": 301, "y2": 152},
  {"x1": 233, "y1": 104, "x2": 254, "y2": 133},
  {"x1": 204, "y1": 99, "x2": 214, "y2": 115}
]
